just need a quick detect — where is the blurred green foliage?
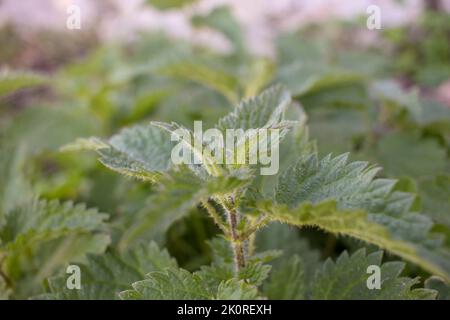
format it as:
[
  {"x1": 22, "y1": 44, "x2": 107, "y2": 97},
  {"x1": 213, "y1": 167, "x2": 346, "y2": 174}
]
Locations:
[{"x1": 385, "y1": 10, "x2": 450, "y2": 87}]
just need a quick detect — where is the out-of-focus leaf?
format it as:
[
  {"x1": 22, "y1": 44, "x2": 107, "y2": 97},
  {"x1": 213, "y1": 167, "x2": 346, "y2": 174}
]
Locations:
[
  {"x1": 308, "y1": 108, "x2": 366, "y2": 156},
  {"x1": 256, "y1": 222, "x2": 319, "y2": 300},
  {"x1": 146, "y1": 0, "x2": 197, "y2": 10},
  {"x1": 0, "y1": 70, "x2": 48, "y2": 97},
  {"x1": 420, "y1": 175, "x2": 450, "y2": 227},
  {"x1": 425, "y1": 276, "x2": 450, "y2": 300},
  {"x1": 192, "y1": 6, "x2": 245, "y2": 55},
  {"x1": 243, "y1": 58, "x2": 275, "y2": 98},
  {"x1": 301, "y1": 81, "x2": 369, "y2": 109},
  {"x1": 5, "y1": 106, "x2": 100, "y2": 156},
  {"x1": 263, "y1": 255, "x2": 306, "y2": 299},
  {"x1": 278, "y1": 61, "x2": 365, "y2": 102},
  {"x1": 157, "y1": 58, "x2": 240, "y2": 103},
  {"x1": 376, "y1": 132, "x2": 446, "y2": 178},
  {"x1": 0, "y1": 141, "x2": 32, "y2": 215},
  {"x1": 0, "y1": 199, "x2": 109, "y2": 297},
  {"x1": 370, "y1": 80, "x2": 422, "y2": 120}
]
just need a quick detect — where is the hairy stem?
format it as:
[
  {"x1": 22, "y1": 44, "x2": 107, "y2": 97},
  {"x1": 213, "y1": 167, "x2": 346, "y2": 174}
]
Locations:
[
  {"x1": 220, "y1": 196, "x2": 246, "y2": 273},
  {"x1": 201, "y1": 199, "x2": 229, "y2": 236},
  {"x1": 228, "y1": 208, "x2": 246, "y2": 273}
]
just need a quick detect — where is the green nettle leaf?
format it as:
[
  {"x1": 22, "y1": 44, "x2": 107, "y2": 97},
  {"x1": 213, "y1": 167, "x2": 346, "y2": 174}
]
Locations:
[
  {"x1": 263, "y1": 255, "x2": 306, "y2": 300},
  {"x1": 216, "y1": 85, "x2": 292, "y2": 131},
  {"x1": 0, "y1": 70, "x2": 48, "y2": 97},
  {"x1": 38, "y1": 242, "x2": 177, "y2": 300},
  {"x1": 120, "y1": 267, "x2": 260, "y2": 300},
  {"x1": 0, "y1": 200, "x2": 107, "y2": 244},
  {"x1": 256, "y1": 223, "x2": 320, "y2": 299},
  {"x1": 215, "y1": 85, "x2": 296, "y2": 174},
  {"x1": 256, "y1": 222, "x2": 320, "y2": 273},
  {"x1": 150, "y1": 121, "x2": 224, "y2": 177},
  {"x1": 215, "y1": 279, "x2": 260, "y2": 300},
  {"x1": 376, "y1": 132, "x2": 447, "y2": 178},
  {"x1": 277, "y1": 60, "x2": 367, "y2": 106},
  {"x1": 312, "y1": 249, "x2": 437, "y2": 300},
  {"x1": 63, "y1": 124, "x2": 175, "y2": 182},
  {"x1": 0, "y1": 141, "x2": 32, "y2": 216},
  {"x1": 0, "y1": 199, "x2": 109, "y2": 297},
  {"x1": 254, "y1": 153, "x2": 450, "y2": 280},
  {"x1": 419, "y1": 175, "x2": 450, "y2": 227},
  {"x1": 258, "y1": 200, "x2": 413, "y2": 262},
  {"x1": 120, "y1": 268, "x2": 209, "y2": 300}
]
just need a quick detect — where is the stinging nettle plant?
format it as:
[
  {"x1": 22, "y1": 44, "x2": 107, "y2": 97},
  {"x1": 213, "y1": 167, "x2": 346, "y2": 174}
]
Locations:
[{"x1": 54, "y1": 84, "x2": 450, "y2": 300}]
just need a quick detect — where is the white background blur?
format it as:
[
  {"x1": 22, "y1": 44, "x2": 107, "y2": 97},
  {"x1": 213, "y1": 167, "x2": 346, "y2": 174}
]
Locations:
[{"x1": 1, "y1": 0, "x2": 449, "y2": 56}]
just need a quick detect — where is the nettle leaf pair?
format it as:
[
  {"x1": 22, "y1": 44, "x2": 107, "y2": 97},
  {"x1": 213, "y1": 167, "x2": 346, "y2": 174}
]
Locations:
[
  {"x1": 62, "y1": 85, "x2": 449, "y2": 299},
  {"x1": 64, "y1": 85, "x2": 293, "y2": 179}
]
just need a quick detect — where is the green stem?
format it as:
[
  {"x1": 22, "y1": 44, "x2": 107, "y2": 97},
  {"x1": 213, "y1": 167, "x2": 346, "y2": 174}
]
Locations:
[
  {"x1": 220, "y1": 196, "x2": 246, "y2": 273},
  {"x1": 201, "y1": 199, "x2": 229, "y2": 236},
  {"x1": 228, "y1": 208, "x2": 245, "y2": 273}
]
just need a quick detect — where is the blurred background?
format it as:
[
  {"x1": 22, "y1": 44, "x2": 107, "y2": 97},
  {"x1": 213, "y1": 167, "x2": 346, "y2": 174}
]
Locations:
[
  {"x1": 1, "y1": 0, "x2": 450, "y2": 102},
  {"x1": 0, "y1": 0, "x2": 436, "y2": 55}
]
